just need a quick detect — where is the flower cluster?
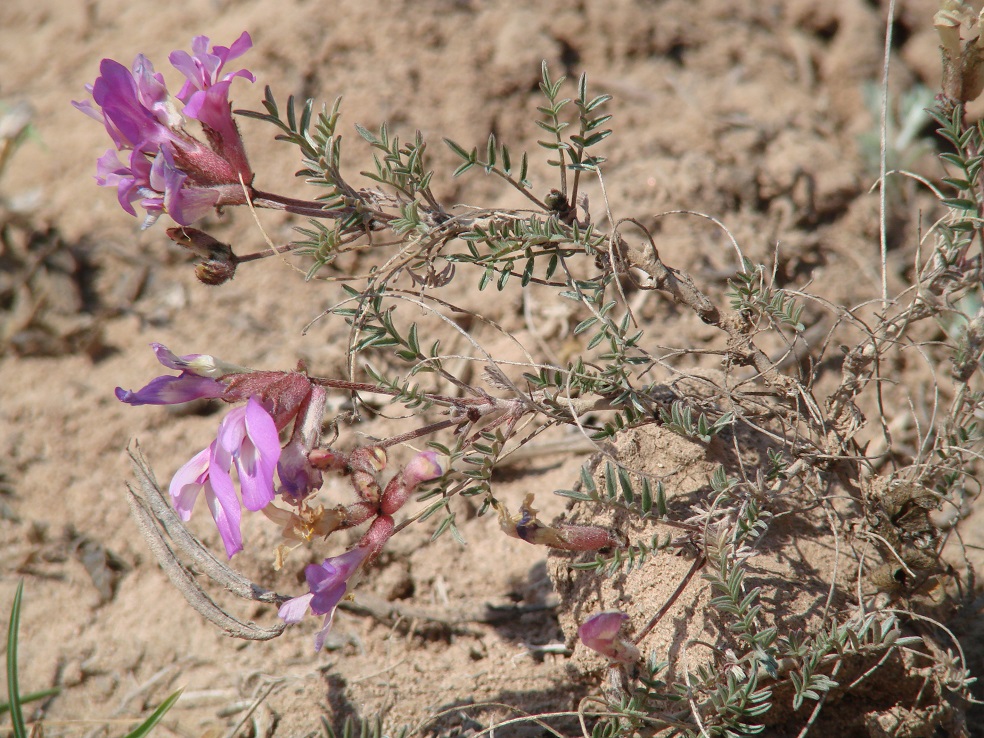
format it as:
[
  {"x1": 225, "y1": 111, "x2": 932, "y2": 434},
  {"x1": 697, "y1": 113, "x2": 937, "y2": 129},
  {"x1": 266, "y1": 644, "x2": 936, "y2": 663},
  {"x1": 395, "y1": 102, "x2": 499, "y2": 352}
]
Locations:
[
  {"x1": 117, "y1": 344, "x2": 326, "y2": 556},
  {"x1": 117, "y1": 343, "x2": 445, "y2": 646},
  {"x1": 73, "y1": 33, "x2": 255, "y2": 227},
  {"x1": 272, "y1": 447, "x2": 443, "y2": 649}
]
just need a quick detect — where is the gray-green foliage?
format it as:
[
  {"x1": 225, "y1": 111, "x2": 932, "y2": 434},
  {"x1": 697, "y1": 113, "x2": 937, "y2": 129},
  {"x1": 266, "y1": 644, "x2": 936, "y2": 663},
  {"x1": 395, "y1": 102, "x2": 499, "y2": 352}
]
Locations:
[{"x1": 228, "y1": 57, "x2": 983, "y2": 736}]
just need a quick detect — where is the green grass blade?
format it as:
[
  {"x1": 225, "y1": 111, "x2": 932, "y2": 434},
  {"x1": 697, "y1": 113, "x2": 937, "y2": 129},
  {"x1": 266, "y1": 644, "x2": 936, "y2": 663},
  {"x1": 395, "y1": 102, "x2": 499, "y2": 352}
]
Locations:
[
  {"x1": 6, "y1": 580, "x2": 26, "y2": 738},
  {"x1": 121, "y1": 689, "x2": 182, "y2": 738},
  {"x1": 0, "y1": 687, "x2": 61, "y2": 716}
]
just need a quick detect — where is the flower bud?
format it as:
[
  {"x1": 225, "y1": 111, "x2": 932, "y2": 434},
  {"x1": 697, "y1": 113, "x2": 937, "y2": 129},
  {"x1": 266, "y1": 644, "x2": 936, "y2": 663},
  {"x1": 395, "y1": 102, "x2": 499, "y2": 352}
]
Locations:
[
  {"x1": 544, "y1": 188, "x2": 574, "y2": 221},
  {"x1": 195, "y1": 257, "x2": 237, "y2": 285},
  {"x1": 380, "y1": 451, "x2": 444, "y2": 515},
  {"x1": 347, "y1": 446, "x2": 387, "y2": 503},
  {"x1": 348, "y1": 446, "x2": 388, "y2": 475},
  {"x1": 546, "y1": 522, "x2": 621, "y2": 551},
  {"x1": 352, "y1": 469, "x2": 381, "y2": 504},
  {"x1": 578, "y1": 611, "x2": 641, "y2": 665},
  {"x1": 341, "y1": 501, "x2": 377, "y2": 528},
  {"x1": 402, "y1": 451, "x2": 444, "y2": 487},
  {"x1": 308, "y1": 449, "x2": 349, "y2": 473}
]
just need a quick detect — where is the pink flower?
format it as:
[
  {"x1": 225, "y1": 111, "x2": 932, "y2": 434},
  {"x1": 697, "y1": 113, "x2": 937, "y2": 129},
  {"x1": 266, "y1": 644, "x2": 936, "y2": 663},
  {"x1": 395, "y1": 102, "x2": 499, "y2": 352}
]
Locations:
[
  {"x1": 74, "y1": 56, "x2": 182, "y2": 152},
  {"x1": 577, "y1": 611, "x2": 641, "y2": 665},
  {"x1": 74, "y1": 34, "x2": 254, "y2": 226},
  {"x1": 169, "y1": 397, "x2": 281, "y2": 557},
  {"x1": 170, "y1": 32, "x2": 255, "y2": 103},
  {"x1": 169, "y1": 32, "x2": 254, "y2": 180},
  {"x1": 278, "y1": 546, "x2": 371, "y2": 651}
]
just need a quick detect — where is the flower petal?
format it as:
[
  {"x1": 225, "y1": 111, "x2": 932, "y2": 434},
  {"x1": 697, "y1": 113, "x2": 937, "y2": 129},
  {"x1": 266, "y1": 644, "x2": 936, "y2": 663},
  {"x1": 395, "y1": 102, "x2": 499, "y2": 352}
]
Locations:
[
  {"x1": 204, "y1": 453, "x2": 243, "y2": 558},
  {"x1": 277, "y1": 593, "x2": 314, "y2": 623},
  {"x1": 236, "y1": 398, "x2": 281, "y2": 510},
  {"x1": 150, "y1": 343, "x2": 248, "y2": 378},
  {"x1": 215, "y1": 404, "x2": 248, "y2": 452},
  {"x1": 115, "y1": 373, "x2": 224, "y2": 405},
  {"x1": 305, "y1": 546, "x2": 370, "y2": 613},
  {"x1": 168, "y1": 445, "x2": 211, "y2": 521},
  {"x1": 150, "y1": 342, "x2": 202, "y2": 371},
  {"x1": 307, "y1": 582, "x2": 347, "y2": 618},
  {"x1": 313, "y1": 611, "x2": 337, "y2": 652}
]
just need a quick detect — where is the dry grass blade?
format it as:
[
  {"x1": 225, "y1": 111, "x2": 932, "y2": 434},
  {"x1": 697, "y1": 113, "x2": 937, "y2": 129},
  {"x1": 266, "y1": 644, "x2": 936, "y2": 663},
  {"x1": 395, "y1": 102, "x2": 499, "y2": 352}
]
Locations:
[{"x1": 126, "y1": 444, "x2": 287, "y2": 640}]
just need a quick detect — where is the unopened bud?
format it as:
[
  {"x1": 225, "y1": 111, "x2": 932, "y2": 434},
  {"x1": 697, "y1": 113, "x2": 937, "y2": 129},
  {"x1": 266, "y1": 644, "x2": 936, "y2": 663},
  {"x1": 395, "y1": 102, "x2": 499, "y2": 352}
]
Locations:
[
  {"x1": 547, "y1": 522, "x2": 621, "y2": 551},
  {"x1": 195, "y1": 257, "x2": 237, "y2": 285},
  {"x1": 578, "y1": 611, "x2": 641, "y2": 665},
  {"x1": 380, "y1": 477, "x2": 410, "y2": 516},
  {"x1": 352, "y1": 469, "x2": 381, "y2": 504},
  {"x1": 347, "y1": 446, "x2": 387, "y2": 503},
  {"x1": 308, "y1": 449, "x2": 350, "y2": 473},
  {"x1": 341, "y1": 501, "x2": 377, "y2": 528},
  {"x1": 544, "y1": 188, "x2": 572, "y2": 218},
  {"x1": 381, "y1": 452, "x2": 444, "y2": 515},
  {"x1": 348, "y1": 446, "x2": 388, "y2": 475},
  {"x1": 402, "y1": 451, "x2": 444, "y2": 487}
]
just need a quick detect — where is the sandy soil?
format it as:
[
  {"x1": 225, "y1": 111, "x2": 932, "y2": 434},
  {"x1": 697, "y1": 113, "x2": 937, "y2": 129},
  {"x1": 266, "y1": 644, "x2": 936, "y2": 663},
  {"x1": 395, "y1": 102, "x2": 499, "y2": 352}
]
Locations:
[{"x1": 1, "y1": 0, "x2": 978, "y2": 736}]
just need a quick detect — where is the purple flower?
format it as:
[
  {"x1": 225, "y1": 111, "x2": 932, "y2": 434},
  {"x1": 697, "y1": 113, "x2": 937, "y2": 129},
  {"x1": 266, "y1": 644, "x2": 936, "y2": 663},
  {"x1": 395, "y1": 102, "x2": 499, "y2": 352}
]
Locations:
[
  {"x1": 74, "y1": 34, "x2": 254, "y2": 227},
  {"x1": 74, "y1": 57, "x2": 181, "y2": 152},
  {"x1": 115, "y1": 342, "x2": 246, "y2": 406},
  {"x1": 169, "y1": 32, "x2": 254, "y2": 186},
  {"x1": 278, "y1": 546, "x2": 371, "y2": 650},
  {"x1": 169, "y1": 397, "x2": 281, "y2": 557},
  {"x1": 170, "y1": 32, "x2": 255, "y2": 103},
  {"x1": 577, "y1": 611, "x2": 641, "y2": 665}
]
